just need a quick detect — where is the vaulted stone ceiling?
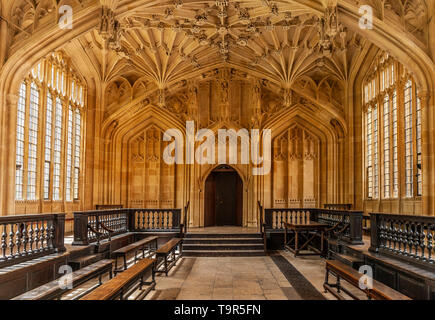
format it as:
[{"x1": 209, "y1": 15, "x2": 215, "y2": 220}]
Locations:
[
  {"x1": 1, "y1": 0, "x2": 430, "y2": 119},
  {"x1": 74, "y1": 1, "x2": 367, "y2": 86}
]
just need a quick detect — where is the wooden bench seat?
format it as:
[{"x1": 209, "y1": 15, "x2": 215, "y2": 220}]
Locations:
[
  {"x1": 80, "y1": 258, "x2": 156, "y2": 300},
  {"x1": 112, "y1": 236, "x2": 158, "y2": 274},
  {"x1": 324, "y1": 260, "x2": 411, "y2": 300},
  {"x1": 155, "y1": 238, "x2": 183, "y2": 276},
  {"x1": 12, "y1": 259, "x2": 113, "y2": 300}
]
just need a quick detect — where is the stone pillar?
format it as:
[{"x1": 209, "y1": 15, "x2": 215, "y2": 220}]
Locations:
[
  {"x1": 418, "y1": 91, "x2": 433, "y2": 215},
  {"x1": 2, "y1": 93, "x2": 18, "y2": 214}
]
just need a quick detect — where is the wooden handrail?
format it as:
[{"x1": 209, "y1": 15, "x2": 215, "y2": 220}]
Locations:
[{"x1": 87, "y1": 223, "x2": 103, "y2": 245}]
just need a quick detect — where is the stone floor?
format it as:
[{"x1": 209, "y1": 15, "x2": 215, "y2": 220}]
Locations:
[
  {"x1": 146, "y1": 256, "x2": 300, "y2": 300},
  {"x1": 60, "y1": 251, "x2": 367, "y2": 300},
  {"x1": 145, "y1": 253, "x2": 368, "y2": 300}
]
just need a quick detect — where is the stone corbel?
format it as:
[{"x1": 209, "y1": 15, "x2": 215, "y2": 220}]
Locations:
[
  {"x1": 417, "y1": 90, "x2": 431, "y2": 107},
  {"x1": 6, "y1": 93, "x2": 19, "y2": 109}
]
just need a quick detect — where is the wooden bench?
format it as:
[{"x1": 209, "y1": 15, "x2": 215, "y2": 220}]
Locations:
[
  {"x1": 80, "y1": 258, "x2": 156, "y2": 300},
  {"x1": 112, "y1": 236, "x2": 158, "y2": 275},
  {"x1": 324, "y1": 260, "x2": 411, "y2": 300},
  {"x1": 155, "y1": 238, "x2": 183, "y2": 276},
  {"x1": 12, "y1": 259, "x2": 113, "y2": 300}
]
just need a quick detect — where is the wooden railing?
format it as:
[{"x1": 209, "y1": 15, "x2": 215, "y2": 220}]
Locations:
[
  {"x1": 133, "y1": 208, "x2": 182, "y2": 232},
  {"x1": 324, "y1": 203, "x2": 353, "y2": 210},
  {"x1": 369, "y1": 213, "x2": 435, "y2": 270},
  {"x1": 72, "y1": 207, "x2": 184, "y2": 246},
  {"x1": 0, "y1": 213, "x2": 65, "y2": 268},
  {"x1": 262, "y1": 207, "x2": 364, "y2": 245}
]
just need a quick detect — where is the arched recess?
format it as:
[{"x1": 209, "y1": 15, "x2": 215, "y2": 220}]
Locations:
[
  {"x1": 100, "y1": 104, "x2": 187, "y2": 208},
  {"x1": 261, "y1": 105, "x2": 344, "y2": 208}
]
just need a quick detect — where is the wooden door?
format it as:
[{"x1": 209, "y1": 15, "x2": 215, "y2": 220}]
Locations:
[{"x1": 204, "y1": 168, "x2": 243, "y2": 226}]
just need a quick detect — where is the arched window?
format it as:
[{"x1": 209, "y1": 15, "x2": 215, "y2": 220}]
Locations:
[
  {"x1": 14, "y1": 52, "x2": 86, "y2": 202},
  {"x1": 363, "y1": 52, "x2": 422, "y2": 201}
]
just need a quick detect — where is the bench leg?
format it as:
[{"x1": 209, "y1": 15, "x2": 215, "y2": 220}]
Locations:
[
  {"x1": 152, "y1": 265, "x2": 156, "y2": 289},
  {"x1": 164, "y1": 255, "x2": 168, "y2": 276},
  {"x1": 109, "y1": 268, "x2": 113, "y2": 279},
  {"x1": 123, "y1": 255, "x2": 128, "y2": 271},
  {"x1": 134, "y1": 250, "x2": 138, "y2": 264},
  {"x1": 336, "y1": 275, "x2": 341, "y2": 293},
  {"x1": 324, "y1": 269, "x2": 330, "y2": 293},
  {"x1": 99, "y1": 274, "x2": 103, "y2": 285},
  {"x1": 139, "y1": 275, "x2": 144, "y2": 290},
  {"x1": 114, "y1": 256, "x2": 118, "y2": 276}
]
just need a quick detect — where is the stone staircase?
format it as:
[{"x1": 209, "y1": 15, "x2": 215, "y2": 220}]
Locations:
[{"x1": 183, "y1": 233, "x2": 265, "y2": 257}]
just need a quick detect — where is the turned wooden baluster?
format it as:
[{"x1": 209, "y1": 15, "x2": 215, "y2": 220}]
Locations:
[
  {"x1": 1, "y1": 224, "x2": 7, "y2": 261},
  {"x1": 387, "y1": 219, "x2": 393, "y2": 250},
  {"x1": 414, "y1": 222, "x2": 421, "y2": 260},
  {"x1": 152, "y1": 211, "x2": 156, "y2": 229},
  {"x1": 15, "y1": 223, "x2": 21, "y2": 256},
  {"x1": 22, "y1": 223, "x2": 28, "y2": 255},
  {"x1": 169, "y1": 212, "x2": 173, "y2": 229},
  {"x1": 138, "y1": 211, "x2": 142, "y2": 229},
  {"x1": 9, "y1": 224, "x2": 15, "y2": 258},
  {"x1": 40, "y1": 221, "x2": 46, "y2": 252},
  {"x1": 28, "y1": 222, "x2": 34, "y2": 253},
  {"x1": 409, "y1": 222, "x2": 415, "y2": 258},
  {"x1": 427, "y1": 223, "x2": 433, "y2": 263},
  {"x1": 419, "y1": 223, "x2": 426, "y2": 261},
  {"x1": 397, "y1": 220, "x2": 403, "y2": 254},
  {"x1": 392, "y1": 221, "x2": 398, "y2": 253},
  {"x1": 49, "y1": 222, "x2": 54, "y2": 249},
  {"x1": 34, "y1": 221, "x2": 40, "y2": 253},
  {"x1": 379, "y1": 218, "x2": 386, "y2": 249}
]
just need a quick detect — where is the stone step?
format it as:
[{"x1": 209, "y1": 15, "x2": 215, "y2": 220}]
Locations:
[
  {"x1": 183, "y1": 237, "x2": 263, "y2": 244},
  {"x1": 183, "y1": 243, "x2": 264, "y2": 251},
  {"x1": 185, "y1": 233, "x2": 262, "y2": 238},
  {"x1": 183, "y1": 250, "x2": 266, "y2": 257}
]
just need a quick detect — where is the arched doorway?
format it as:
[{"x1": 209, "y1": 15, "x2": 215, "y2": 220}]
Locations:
[{"x1": 204, "y1": 165, "x2": 243, "y2": 227}]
